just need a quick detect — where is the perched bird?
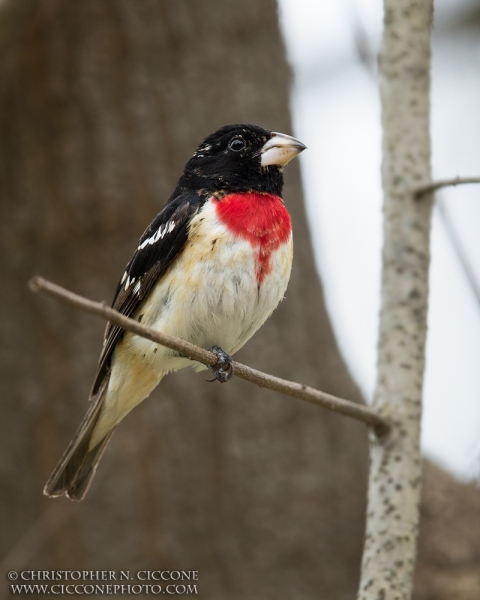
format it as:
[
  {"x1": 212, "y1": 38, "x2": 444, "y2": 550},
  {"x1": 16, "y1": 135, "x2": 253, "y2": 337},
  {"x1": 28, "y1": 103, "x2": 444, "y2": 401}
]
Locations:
[{"x1": 44, "y1": 124, "x2": 306, "y2": 500}]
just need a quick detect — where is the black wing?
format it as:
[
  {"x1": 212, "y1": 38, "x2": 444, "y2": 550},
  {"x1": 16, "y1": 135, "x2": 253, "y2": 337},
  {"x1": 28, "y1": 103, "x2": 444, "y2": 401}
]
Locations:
[{"x1": 90, "y1": 191, "x2": 206, "y2": 397}]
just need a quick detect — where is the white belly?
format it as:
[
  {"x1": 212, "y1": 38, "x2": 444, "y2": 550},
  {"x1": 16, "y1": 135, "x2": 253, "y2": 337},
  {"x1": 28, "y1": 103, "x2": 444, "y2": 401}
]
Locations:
[
  {"x1": 126, "y1": 201, "x2": 293, "y2": 372},
  {"x1": 91, "y1": 200, "x2": 292, "y2": 446}
]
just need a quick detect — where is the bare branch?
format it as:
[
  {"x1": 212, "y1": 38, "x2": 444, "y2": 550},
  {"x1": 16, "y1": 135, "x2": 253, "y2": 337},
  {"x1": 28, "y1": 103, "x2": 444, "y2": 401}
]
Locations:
[
  {"x1": 414, "y1": 176, "x2": 480, "y2": 198},
  {"x1": 417, "y1": 178, "x2": 480, "y2": 309},
  {"x1": 29, "y1": 276, "x2": 390, "y2": 435}
]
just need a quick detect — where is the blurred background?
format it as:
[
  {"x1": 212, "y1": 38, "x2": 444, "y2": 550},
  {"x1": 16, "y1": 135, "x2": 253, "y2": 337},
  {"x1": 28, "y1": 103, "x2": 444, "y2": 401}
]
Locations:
[
  {"x1": 1, "y1": 1, "x2": 479, "y2": 599},
  {"x1": 279, "y1": 0, "x2": 480, "y2": 481}
]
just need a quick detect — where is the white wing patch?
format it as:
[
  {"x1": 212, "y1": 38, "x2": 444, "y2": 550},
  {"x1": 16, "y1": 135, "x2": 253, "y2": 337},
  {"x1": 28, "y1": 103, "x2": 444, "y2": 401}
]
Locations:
[
  {"x1": 124, "y1": 275, "x2": 141, "y2": 294},
  {"x1": 138, "y1": 220, "x2": 176, "y2": 250},
  {"x1": 124, "y1": 276, "x2": 135, "y2": 290}
]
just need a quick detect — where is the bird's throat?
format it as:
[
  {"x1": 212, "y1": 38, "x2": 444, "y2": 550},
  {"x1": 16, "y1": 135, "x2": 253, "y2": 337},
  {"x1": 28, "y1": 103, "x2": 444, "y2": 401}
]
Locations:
[{"x1": 214, "y1": 192, "x2": 292, "y2": 284}]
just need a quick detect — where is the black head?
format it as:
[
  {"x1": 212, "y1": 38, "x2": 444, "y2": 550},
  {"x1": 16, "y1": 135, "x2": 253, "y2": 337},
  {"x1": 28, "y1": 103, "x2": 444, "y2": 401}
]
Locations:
[{"x1": 174, "y1": 124, "x2": 306, "y2": 198}]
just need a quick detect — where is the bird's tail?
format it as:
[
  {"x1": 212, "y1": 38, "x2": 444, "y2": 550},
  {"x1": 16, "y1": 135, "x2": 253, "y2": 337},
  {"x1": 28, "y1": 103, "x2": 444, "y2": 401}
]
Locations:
[{"x1": 44, "y1": 379, "x2": 113, "y2": 501}]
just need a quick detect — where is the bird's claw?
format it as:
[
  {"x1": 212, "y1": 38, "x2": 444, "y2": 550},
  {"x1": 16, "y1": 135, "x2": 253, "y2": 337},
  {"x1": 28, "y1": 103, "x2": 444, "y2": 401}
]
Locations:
[{"x1": 206, "y1": 346, "x2": 234, "y2": 383}]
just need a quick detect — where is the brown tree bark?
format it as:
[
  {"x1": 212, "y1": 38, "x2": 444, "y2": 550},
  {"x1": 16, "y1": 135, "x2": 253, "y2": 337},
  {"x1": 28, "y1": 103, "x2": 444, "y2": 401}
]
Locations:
[
  {"x1": 0, "y1": 2, "x2": 367, "y2": 598},
  {"x1": 414, "y1": 463, "x2": 480, "y2": 600},
  {"x1": 1, "y1": 2, "x2": 479, "y2": 599}
]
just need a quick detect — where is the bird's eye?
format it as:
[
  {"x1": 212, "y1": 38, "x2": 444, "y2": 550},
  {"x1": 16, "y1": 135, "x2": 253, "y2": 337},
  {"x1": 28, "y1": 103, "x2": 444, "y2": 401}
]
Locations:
[{"x1": 228, "y1": 137, "x2": 246, "y2": 152}]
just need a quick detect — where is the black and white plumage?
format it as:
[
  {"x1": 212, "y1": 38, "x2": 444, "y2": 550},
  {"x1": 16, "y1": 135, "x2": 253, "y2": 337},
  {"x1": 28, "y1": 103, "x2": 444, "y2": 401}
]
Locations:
[
  {"x1": 44, "y1": 124, "x2": 306, "y2": 500},
  {"x1": 91, "y1": 192, "x2": 205, "y2": 398}
]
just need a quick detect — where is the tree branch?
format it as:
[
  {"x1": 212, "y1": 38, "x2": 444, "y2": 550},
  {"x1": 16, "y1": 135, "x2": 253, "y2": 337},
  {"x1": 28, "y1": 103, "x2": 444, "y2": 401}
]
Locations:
[
  {"x1": 29, "y1": 276, "x2": 390, "y2": 435},
  {"x1": 414, "y1": 176, "x2": 480, "y2": 198}
]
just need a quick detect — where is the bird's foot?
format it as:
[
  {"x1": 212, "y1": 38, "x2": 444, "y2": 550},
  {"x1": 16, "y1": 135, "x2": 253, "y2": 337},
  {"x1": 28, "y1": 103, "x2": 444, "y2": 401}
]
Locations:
[{"x1": 207, "y1": 346, "x2": 234, "y2": 383}]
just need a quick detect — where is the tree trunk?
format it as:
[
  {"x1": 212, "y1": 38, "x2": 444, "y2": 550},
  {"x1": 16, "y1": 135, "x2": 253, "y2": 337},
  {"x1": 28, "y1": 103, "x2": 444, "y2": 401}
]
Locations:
[
  {"x1": 358, "y1": 1, "x2": 434, "y2": 599},
  {"x1": 0, "y1": 2, "x2": 367, "y2": 598},
  {"x1": 415, "y1": 462, "x2": 480, "y2": 600}
]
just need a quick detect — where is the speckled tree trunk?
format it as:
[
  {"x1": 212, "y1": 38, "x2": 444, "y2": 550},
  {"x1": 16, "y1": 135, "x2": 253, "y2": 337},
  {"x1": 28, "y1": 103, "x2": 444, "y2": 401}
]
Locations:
[{"x1": 358, "y1": 1, "x2": 434, "y2": 599}]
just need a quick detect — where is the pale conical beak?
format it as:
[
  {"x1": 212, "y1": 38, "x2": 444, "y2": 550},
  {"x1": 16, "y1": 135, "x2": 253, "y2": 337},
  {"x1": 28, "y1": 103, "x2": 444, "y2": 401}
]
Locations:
[{"x1": 260, "y1": 132, "x2": 307, "y2": 167}]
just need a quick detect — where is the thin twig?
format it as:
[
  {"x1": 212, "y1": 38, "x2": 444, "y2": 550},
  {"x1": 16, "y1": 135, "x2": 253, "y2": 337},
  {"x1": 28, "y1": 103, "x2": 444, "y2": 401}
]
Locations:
[
  {"x1": 29, "y1": 276, "x2": 390, "y2": 435},
  {"x1": 414, "y1": 176, "x2": 480, "y2": 198},
  {"x1": 416, "y1": 176, "x2": 480, "y2": 308}
]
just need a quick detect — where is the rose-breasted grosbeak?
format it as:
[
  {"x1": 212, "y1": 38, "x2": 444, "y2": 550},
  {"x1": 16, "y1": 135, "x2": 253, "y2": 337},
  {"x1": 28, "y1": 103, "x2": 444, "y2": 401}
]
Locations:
[{"x1": 44, "y1": 124, "x2": 306, "y2": 500}]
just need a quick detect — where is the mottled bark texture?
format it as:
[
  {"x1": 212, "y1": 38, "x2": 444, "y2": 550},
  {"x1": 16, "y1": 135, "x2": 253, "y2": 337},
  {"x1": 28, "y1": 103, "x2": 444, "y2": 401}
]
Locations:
[
  {"x1": 358, "y1": 2, "x2": 434, "y2": 599},
  {"x1": 0, "y1": 2, "x2": 368, "y2": 598},
  {"x1": 415, "y1": 463, "x2": 480, "y2": 600}
]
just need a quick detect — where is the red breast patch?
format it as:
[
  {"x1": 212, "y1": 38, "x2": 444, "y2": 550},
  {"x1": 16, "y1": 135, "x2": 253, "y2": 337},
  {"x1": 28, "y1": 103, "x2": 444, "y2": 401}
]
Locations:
[{"x1": 214, "y1": 192, "x2": 292, "y2": 284}]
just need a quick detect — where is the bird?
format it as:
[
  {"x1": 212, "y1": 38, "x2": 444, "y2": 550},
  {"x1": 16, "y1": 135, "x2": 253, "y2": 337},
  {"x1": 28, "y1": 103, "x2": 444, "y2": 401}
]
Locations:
[{"x1": 44, "y1": 123, "x2": 306, "y2": 501}]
